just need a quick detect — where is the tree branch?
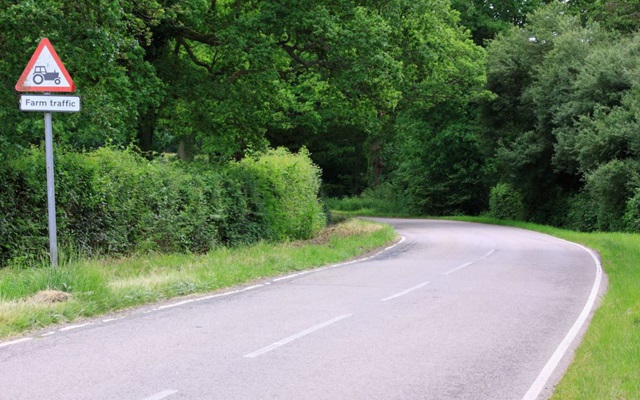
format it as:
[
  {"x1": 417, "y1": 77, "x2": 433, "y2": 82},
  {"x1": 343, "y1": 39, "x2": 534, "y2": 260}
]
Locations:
[
  {"x1": 178, "y1": 28, "x2": 221, "y2": 46},
  {"x1": 281, "y1": 44, "x2": 327, "y2": 68},
  {"x1": 228, "y1": 69, "x2": 250, "y2": 83},
  {"x1": 177, "y1": 37, "x2": 213, "y2": 73}
]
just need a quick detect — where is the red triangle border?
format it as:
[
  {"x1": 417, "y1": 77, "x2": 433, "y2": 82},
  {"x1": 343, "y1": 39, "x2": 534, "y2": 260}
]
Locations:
[{"x1": 15, "y1": 38, "x2": 76, "y2": 93}]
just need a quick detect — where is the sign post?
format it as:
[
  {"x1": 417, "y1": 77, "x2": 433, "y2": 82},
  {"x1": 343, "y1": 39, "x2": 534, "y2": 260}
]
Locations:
[
  {"x1": 44, "y1": 110, "x2": 58, "y2": 267},
  {"x1": 15, "y1": 38, "x2": 79, "y2": 268}
]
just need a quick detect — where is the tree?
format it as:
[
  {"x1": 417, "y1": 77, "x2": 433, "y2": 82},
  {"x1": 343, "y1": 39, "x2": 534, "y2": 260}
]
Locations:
[
  {"x1": 269, "y1": 0, "x2": 489, "y2": 198},
  {"x1": 1, "y1": 0, "x2": 490, "y2": 210},
  {"x1": 482, "y1": 1, "x2": 640, "y2": 230},
  {"x1": 451, "y1": 0, "x2": 549, "y2": 46},
  {"x1": 591, "y1": 0, "x2": 640, "y2": 33},
  {"x1": 393, "y1": 112, "x2": 489, "y2": 215},
  {"x1": 482, "y1": 3, "x2": 607, "y2": 223},
  {"x1": 381, "y1": 0, "x2": 489, "y2": 214},
  {"x1": 0, "y1": 1, "x2": 163, "y2": 150},
  {"x1": 129, "y1": 0, "x2": 406, "y2": 159}
]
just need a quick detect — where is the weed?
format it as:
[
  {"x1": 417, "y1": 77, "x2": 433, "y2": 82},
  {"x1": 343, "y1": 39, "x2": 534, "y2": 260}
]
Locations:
[{"x1": 0, "y1": 219, "x2": 396, "y2": 339}]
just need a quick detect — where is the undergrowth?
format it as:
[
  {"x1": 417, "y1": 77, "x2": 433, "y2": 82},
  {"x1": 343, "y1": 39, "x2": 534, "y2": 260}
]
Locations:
[{"x1": 0, "y1": 219, "x2": 396, "y2": 339}]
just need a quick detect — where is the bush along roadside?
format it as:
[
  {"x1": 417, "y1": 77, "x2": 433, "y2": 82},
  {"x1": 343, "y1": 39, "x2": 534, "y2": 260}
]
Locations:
[{"x1": 0, "y1": 146, "x2": 326, "y2": 267}]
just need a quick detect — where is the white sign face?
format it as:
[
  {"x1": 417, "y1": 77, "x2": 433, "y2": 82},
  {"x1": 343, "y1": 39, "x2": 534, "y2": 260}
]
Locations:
[
  {"x1": 20, "y1": 95, "x2": 81, "y2": 112},
  {"x1": 21, "y1": 47, "x2": 72, "y2": 88},
  {"x1": 15, "y1": 38, "x2": 76, "y2": 92}
]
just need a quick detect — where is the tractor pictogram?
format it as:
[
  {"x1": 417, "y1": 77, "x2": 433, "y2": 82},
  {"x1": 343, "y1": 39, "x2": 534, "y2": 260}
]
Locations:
[{"x1": 32, "y1": 66, "x2": 61, "y2": 85}]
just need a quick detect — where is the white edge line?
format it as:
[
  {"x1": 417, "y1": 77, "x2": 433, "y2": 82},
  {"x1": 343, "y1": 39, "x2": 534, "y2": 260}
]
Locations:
[
  {"x1": 381, "y1": 281, "x2": 431, "y2": 301},
  {"x1": 155, "y1": 291, "x2": 236, "y2": 310},
  {"x1": 148, "y1": 235, "x2": 407, "y2": 313},
  {"x1": 0, "y1": 337, "x2": 33, "y2": 348},
  {"x1": 154, "y1": 285, "x2": 264, "y2": 311},
  {"x1": 141, "y1": 389, "x2": 178, "y2": 400},
  {"x1": 331, "y1": 235, "x2": 407, "y2": 268},
  {"x1": 272, "y1": 270, "x2": 313, "y2": 282},
  {"x1": 242, "y1": 284, "x2": 264, "y2": 291},
  {"x1": 271, "y1": 235, "x2": 406, "y2": 281},
  {"x1": 155, "y1": 299, "x2": 196, "y2": 311},
  {"x1": 333, "y1": 235, "x2": 407, "y2": 267},
  {"x1": 521, "y1": 241, "x2": 603, "y2": 400},
  {"x1": 243, "y1": 314, "x2": 352, "y2": 358},
  {"x1": 59, "y1": 322, "x2": 93, "y2": 332},
  {"x1": 1, "y1": 235, "x2": 405, "y2": 347}
]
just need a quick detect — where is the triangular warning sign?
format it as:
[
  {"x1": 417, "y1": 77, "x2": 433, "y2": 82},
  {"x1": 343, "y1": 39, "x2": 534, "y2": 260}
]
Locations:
[{"x1": 15, "y1": 38, "x2": 75, "y2": 93}]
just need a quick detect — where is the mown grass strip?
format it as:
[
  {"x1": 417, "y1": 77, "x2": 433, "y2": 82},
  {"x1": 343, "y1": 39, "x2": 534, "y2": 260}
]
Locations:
[
  {"x1": 449, "y1": 216, "x2": 640, "y2": 399},
  {"x1": 0, "y1": 219, "x2": 397, "y2": 340}
]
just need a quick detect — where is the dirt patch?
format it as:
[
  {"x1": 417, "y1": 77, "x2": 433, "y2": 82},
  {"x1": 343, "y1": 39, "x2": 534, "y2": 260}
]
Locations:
[
  {"x1": 299, "y1": 219, "x2": 384, "y2": 246},
  {"x1": 27, "y1": 290, "x2": 71, "y2": 304}
]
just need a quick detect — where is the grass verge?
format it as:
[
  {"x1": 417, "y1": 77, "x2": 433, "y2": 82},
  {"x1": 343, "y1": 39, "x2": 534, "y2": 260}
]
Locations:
[
  {"x1": 0, "y1": 219, "x2": 397, "y2": 340},
  {"x1": 450, "y1": 216, "x2": 640, "y2": 399},
  {"x1": 326, "y1": 188, "x2": 412, "y2": 218}
]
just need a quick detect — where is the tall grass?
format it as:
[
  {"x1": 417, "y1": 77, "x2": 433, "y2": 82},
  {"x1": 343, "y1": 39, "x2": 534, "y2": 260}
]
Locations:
[
  {"x1": 0, "y1": 219, "x2": 396, "y2": 339},
  {"x1": 327, "y1": 182, "x2": 410, "y2": 217}
]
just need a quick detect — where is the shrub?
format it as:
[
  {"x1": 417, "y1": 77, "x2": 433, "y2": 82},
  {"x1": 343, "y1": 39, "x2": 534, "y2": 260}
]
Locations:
[
  {"x1": 393, "y1": 121, "x2": 488, "y2": 216},
  {"x1": 326, "y1": 182, "x2": 406, "y2": 215},
  {"x1": 564, "y1": 192, "x2": 599, "y2": 232},
  {"x1": 0, "y1": 146, "x2": 326, "y2": 267},
  {"x1": 231, "y1": 147, "x2": 326, "y2": 241},
  {"x1": 584, "y1": 159, "x2": 639, "y2": 232},
  {"x1": 1, "y1": 149, "x2": 50, "y2": 265},
  {"x1": 488, "y1": 183, "x2": 526, "y2": 221},
  {"x1": 624, "y1": 188, "x2": 640, "y2": 233}
]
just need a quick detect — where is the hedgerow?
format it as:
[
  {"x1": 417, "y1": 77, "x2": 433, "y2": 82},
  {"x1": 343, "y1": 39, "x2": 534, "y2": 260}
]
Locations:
[{"x1": 0, "y1": 146, "x2": 325, "y2": 267}]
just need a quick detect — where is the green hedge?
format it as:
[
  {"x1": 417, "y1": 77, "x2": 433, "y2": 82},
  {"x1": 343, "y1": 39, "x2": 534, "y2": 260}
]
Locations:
[
  {"x1": 624, "y1": 188, "x2": 640, "y2": 232},
  {"x1": 488, "y1": 183, "x2": 526, "y2": 221},
  {"x1": 0, "y1": 147, "x2": 325, "y2": 267},
  {"x1": 232, "y1": 148, "x2": 326, "y2": 241}
]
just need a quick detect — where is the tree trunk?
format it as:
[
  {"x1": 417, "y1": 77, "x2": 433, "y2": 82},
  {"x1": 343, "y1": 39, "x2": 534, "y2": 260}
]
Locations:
[
  {"x1": 137, "y1": 109, "x2": 157, "y2": 157},
  {"x1": 177, "y1": 135, "x2": 195, "y2": 161},
  {"x1": 369, "y1": 136, "x2": 383, "y2": 186}
]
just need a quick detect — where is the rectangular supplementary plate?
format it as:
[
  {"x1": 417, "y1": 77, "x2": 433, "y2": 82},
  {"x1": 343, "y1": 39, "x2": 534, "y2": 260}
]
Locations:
[{"x1": 20, "y1": 94, "x2": 81, "y2": 112}]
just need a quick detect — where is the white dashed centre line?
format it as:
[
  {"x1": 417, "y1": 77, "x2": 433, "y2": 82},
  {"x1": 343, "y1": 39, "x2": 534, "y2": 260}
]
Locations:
[
  {"x1": 380, "y1": 281, "x2": 431, "y2": 301},
  {"x1": 441, "y1": 249, "x2": 496, "y2": 276},
  {"x1": 441, "y1": 262, "x2": 474, "y2": 276},
  {"x1": 141, "y1": 389, "x2": 178, "y2": 400},
  {"x1": 244, "y1": 314, "x2": 353, "y2": 358}
]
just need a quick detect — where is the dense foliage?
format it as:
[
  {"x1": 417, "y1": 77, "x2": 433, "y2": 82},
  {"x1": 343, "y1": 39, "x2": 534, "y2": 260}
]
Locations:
[
  {"x1": 0, "y1": 147, "x2": 324, "y2": 267},
  {"x1": 484, "y1": 1, "x2": 640, "y2": 231},
  {"x1": 3, "y1": 0, "x2": 640, "y2": 266}
]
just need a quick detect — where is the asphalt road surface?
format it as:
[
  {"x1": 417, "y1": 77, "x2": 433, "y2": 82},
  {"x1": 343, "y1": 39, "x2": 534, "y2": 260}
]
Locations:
[{"x1": 0, "y1": 219, "x2": 603, "y2": 400}]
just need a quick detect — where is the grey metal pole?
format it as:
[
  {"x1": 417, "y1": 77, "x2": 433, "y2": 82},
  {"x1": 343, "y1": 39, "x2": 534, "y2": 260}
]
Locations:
[{"x1": 44, "y1": 111, "x2": 59, "y2": 268}]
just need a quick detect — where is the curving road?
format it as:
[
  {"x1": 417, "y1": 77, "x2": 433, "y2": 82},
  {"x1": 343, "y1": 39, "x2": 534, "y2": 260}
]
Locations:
[{"x1": 0, "y1": 219, "x2": 603, "y2": 400}]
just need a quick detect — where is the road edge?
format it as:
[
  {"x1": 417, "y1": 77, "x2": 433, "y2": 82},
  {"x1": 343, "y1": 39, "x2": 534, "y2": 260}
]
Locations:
[{"x1": 521, "y1": 239, "x2": 606, "y2": 400}]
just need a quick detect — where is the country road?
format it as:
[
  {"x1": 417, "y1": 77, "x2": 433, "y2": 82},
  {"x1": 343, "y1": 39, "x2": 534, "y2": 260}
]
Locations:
[{"x1": 0, "y1": 219, "x2": 603, "y2": 400}]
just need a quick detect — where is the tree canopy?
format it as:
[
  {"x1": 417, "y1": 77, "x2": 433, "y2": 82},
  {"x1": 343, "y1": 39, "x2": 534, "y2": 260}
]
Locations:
[
  {"x1": 1, "y1": 0, "x2": 486, "y2": 194},
  {"x1": 3, "y1": 0, "x2": 640, "y2": 235},
  {"x1": 483, "y1": 1, "x2": 640, "y2": 230}
]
